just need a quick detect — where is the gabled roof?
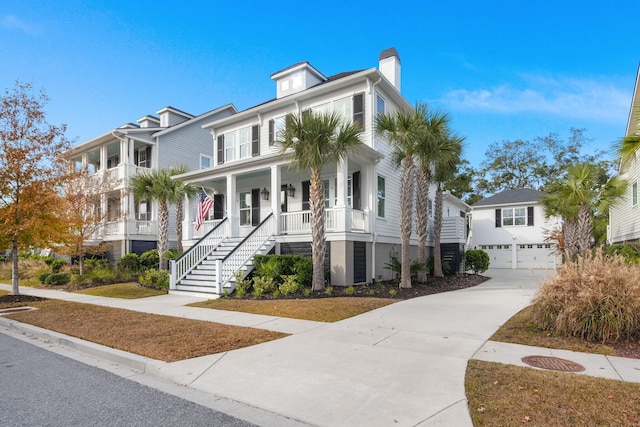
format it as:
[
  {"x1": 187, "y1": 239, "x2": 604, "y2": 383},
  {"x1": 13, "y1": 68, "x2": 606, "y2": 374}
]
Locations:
[{"x1": 473, "y1": 188, "x2": 543, "y2": 207}]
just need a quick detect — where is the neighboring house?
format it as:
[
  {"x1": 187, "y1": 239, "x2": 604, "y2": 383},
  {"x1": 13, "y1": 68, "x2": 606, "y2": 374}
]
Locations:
[
  {"x1": 609, "y1": 66, "x2": 640, "y2": 244},
  {"x1": 171, "y1": 48, "x2": 469, "y2": 295},
  {"x1": 469, "y1": 189, "x2": 561, "y2": 269},
  {"x1": 67, "y1": 104, "x2": 237, "y2": 261}
]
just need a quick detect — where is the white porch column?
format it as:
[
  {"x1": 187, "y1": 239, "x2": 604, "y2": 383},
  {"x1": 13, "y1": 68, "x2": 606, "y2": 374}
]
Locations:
[
  {"x1": 270, "y1": 165, "x2": 281, "y2": 234},
  {"x1": 183, "y1": 193, "x2": 193, "y2": 241},
  {"x1": 100, "y1": 146, "x2": 107, "y2": 172},
  {"x1": 128, "y1": 139, "x2": 135, "y2": 167},
  {"x1": 226, "y1": 174, "x2": 239, "y2": 237},
  {"x1": 335, "y1": 158, "x2": 351, "y2": 232}
]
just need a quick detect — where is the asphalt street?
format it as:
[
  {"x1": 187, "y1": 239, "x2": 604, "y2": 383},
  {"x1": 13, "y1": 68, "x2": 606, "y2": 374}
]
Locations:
[{"x1": 0, "y1": 333, "x2": 257, "y2": 427}]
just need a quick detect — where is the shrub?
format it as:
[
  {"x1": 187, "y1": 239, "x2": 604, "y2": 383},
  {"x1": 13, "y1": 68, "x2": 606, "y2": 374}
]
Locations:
[
  {"x1": 253, "y1": 254, "x2": 313, "y2": 287},
  {"x1": 38, "y1": 272, "x2": 51, "y2": 283},
  {"x1": 140, "y1": 249, "x2": 159, "y2": 270},
  {"x1": 234, "y1": 270, "x2": 252, "y2": 297},
  {"x1": 87, "y1": 267, "x2": 118, "y2": 285},
  {"x1": 465, "y1": 249, "x2": 490, "y2": 274},
  {"x1": 138, "y1": 269, "x2": 170, "y2": 289},
  {"x1": 345, "y1": 285, "x2": 355, "y2": 295},
  {"x1": 50, "y1": 259, "x2": 67, "y2": 273},
  {"x1": 252, "y1": 276, "x2": 276, "y2": 296},
  {"x1": 44, "y1": 272, "x2": 70, "y2": 286},
  {"x1": 532, "y1": 250, "x2": 640, "y2": 343},
  {"x1": 385, "y1": 257, "x2": 426, "y2": 279},
  {"x1": 118, "y1": 253, "x2": 140, "y2": 271},
  {"x1": 279, "y1": 275, "x2": 299, "y2": 295},
  {"x1": 605, "y1": 242, "x2": 640, "y2": 264},
  {"x1": 325, "y1": 285, "x2": 333, "y2": 295},
  {"x1": 164, "y1": 248, "x2": 181, "y2": 260}
]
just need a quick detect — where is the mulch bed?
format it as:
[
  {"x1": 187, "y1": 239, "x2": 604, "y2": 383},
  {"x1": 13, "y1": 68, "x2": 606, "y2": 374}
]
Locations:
[{"x1": 0, "y1": 295, "x2": 46, "y2": 304}]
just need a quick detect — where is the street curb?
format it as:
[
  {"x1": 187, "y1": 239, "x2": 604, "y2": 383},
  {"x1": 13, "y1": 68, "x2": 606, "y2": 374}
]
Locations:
[{"x1": 0, "y1": 316, "x2": 157, "y2": 373}]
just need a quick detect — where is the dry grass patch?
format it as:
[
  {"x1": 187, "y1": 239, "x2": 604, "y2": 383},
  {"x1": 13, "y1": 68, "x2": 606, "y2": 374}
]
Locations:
[
  {"x1": 466, "y1": 360, "x2": 640, "y2": 426},
  {"x1": 491, "y1": 306, "x2": 617, "y2": 356},
  {"x1": 190, "y1": 297, "x2": 396, "y2": 322},
  {"x1": 74, "y1": 283, "x2": 166, "y2": 299},
  {"x1": 6, "y1": 299, "x2": 287, "y2": 362}
]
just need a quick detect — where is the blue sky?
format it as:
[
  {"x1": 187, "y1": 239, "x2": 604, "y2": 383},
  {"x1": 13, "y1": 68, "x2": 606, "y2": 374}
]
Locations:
[{"x1": 2, "y1": 1, "x2": 637, "y2": 167}]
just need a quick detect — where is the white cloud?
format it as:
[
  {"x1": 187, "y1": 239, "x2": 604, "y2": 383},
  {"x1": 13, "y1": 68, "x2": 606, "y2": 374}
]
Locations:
[
  {"x1": 441, "y1": 74, "x2": 630, "y2": 123},
  {"x1": 1, "y1": 15, "x2": 42, "y2": 36}
]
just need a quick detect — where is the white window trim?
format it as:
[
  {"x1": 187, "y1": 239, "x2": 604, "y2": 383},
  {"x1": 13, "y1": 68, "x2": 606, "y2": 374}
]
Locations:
[
  {"x1": 633, "y1": 181, "x2": 638, "y2": 207},
  {"x1": 376, "y1": 93, "x2": 386, "y2": 116},
  {"x1": 199, "y1": 154, "x2": 212, "y2": 170},
  {"x1": 502, "y1": 207, "x2": 526, "y2": 227},
  {"x1": 239, "y1": 191, "x2": 252, "y2": 226}
]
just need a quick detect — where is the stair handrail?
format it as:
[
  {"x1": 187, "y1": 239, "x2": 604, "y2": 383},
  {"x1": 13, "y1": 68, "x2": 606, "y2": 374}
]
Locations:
[
  {"x1": 170, "y1": 218, "x2": 229, "y2": 288},
  {"x1": 217, "y1": 213, "x2": 276, "y2": 288}
]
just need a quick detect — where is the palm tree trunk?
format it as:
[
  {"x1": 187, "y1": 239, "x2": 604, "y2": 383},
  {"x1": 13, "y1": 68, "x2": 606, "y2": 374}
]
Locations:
[
  {"x1": 433, "y1": 185, "x2": 444, "y2": 277},
  {"x1": 563, "y1": 219, "x2": 579, "y2": 259},
  {"x1": 176, "y1": 201, "x2": 184, "y2": 254},
  {"x1": 158, "y1": 201, "x2": 169, "y2": 270},
  {"x1": 399, "y1": 158, "x2": 414, "y2": 288},
  {"x1": 11, "y1": 239, "x2": 19, "y2": 295},
  {"x1": 415, "y1": 167, "x2": 429, "y2": 283},
  {"x1": 576, "y1": 202, "x2": 592, "y2": 253},
  {"x1": 310, "y1": 169, "x2": 326, "y2": 291}
]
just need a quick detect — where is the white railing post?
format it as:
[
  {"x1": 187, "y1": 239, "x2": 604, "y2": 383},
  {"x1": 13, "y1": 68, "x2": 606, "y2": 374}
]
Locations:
[
  {"x1": 169, "y1": 260, "x2": 177, "y2": 290},
  {"x1": 215, "y1": 258, "x2": 222, "y2": 294}
]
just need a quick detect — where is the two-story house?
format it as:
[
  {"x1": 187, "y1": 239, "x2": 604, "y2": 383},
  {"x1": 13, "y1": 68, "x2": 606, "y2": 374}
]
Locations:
[
  {"x1": 67, "y1": 104, "x2": 237, "y2": 261},
  {"x1": 469, "y1": 188, "x2": 561, "y2": 269},
  {"x1": 609, "y1": 65, "x2": 640, "y2": 244},
  {"x1": 171, "y1": 48, "x2": 469, "y2": 295}
]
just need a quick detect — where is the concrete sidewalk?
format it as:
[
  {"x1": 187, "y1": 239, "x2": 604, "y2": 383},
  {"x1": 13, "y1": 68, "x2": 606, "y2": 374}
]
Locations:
[{"x1": 5, "y1": 269, "x2": 635, "y2": 426}]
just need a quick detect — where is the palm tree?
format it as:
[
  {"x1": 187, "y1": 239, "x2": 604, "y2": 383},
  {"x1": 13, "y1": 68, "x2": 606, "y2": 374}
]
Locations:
[
  {"x1": 414, "y1": 105, "x2": 449, "y2": 282},
  {"x1": 376, "y1": 106, "x2": 425, "y2": 288},
  {"x1": 129, "y1": 168, "x2": 175, "y2": 270},
  {"x1": 432, "y1": 131, "x2": 464, "y2": 277},
  {"x1": 542, "y1": 162, "x2": 626, "y2": 258},
  {"x1": 278, "y1": 111, "x2": 362, "y2": 291},
  {"x1": 617, "y1": 135, "x2": 640, "y2": 168},
  {"x1": 168, "y1": 165, "x2": 198, "y2": 254}
]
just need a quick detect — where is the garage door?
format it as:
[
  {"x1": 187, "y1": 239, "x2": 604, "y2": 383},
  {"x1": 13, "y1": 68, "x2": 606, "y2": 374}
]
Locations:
[
  {"x1": 516, "y1": 244, "x2": 558, "y2": 269},
  {"x1": 480, "y1": 244, "x2": 513, "y2": 269}
]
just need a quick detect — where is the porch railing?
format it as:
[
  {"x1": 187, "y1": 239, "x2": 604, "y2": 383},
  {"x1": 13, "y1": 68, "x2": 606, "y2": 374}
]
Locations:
[
  {"x1": 170, "y1": 218, "x2": 229, "y2": 289},
  {"x1": 441, "y1": 217, "x2": 466, "y2": 242},
  {"x1": 135, "y1": 220, "x2": 156, "y2": 235},
  {"x1": 280, "y1": 209, "x2": 369, "y2": 234},
  {"x1": 217, "y1": 213, "x2": 276, "y2": 291},
  {"x1": 192, "y1": 219, "x2": 225, "y2": 239}
]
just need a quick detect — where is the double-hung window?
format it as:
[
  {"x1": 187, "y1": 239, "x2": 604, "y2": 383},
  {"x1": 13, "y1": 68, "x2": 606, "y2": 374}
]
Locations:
[
  {"x1": 502, "y1": 207, "x2": 526, "y2": 226},
  {"x1": 224, "y1": 131, "x2": 236, "y2": 163},
  {"x1": 376, "y1": 94, "x2": 385, "y2": 116},
  {"x1": 239, "y1": 191, "x2": 252, "y2": 226},
  {"x1": 238, "y1": 127, "x2": 251, "y2": 159},
  {"x1": 377, "y1": 176, "x2": 386, "y2": 218},
  {"x1": 333, "y1": 176, "x2": 352, "y2": 207}
]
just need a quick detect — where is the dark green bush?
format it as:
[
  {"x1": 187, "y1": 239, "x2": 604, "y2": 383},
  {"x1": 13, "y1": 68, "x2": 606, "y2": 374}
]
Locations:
[
  {"x1": 38, "y1": 272, "x2": 51, "y2": 283},
  {"x1": 44, "y1": 272, "x2": 70, "y2": 286},
  {"x1": 50, "y1": 259, "x2": 67, "y2": 273},
  {"x1": 165, "y1": 248, "x2": 181, "y2": 260},
  {"x1": 465, "y1": 249, "x2": 490, "y2": 274},
  {"x1": 140, "y1": 249, "x2": 159, "y2": 270},
  {"x1": 385, "y1": 256, "x2": 427, "y2": 279},
  {"x1": 118, "y1": 253, "x2": 140, "y2": 271},
  {"x1": 605, "y1": 243, "x2": 640, "y2": 264},
  {"x1": 253, "y1": 254, "x2": 312, "y2": 287}
]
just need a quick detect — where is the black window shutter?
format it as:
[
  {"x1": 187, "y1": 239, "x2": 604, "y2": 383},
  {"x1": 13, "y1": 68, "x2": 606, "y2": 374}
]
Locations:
[
  {"x1": 527, "y1": 206, "x2": 534, "y2": 226},
  {"x1": 251, "y1": 125, "x2": 260, "y2": 157},
  {"x1": 251, "y1": 188, "x2": 260, "y2": 226},
  {"x1": 495, "y1": 209, "x2": 502, "y2": 228},
  {"x1": 353, "y1": 93, "x2": 364, "y2": 129},
  {"x1": 268, "y1": 119, "x2": 274, "y2": 146},
  {"x1": 352, "y1": 171, "x2": 361, "y2": 210},
  {"x1": 146, "y1": 146, "x2": 152, "y2": 166},
  {"x1": 134, "y1": 149, "x2": 139, "y2": 166},
  {"x1": 217, "y1": 135, "x2": 224, "y2": 165},
  {"x1": 302, "y1": 181, "x2": 310, "y2": 211}
]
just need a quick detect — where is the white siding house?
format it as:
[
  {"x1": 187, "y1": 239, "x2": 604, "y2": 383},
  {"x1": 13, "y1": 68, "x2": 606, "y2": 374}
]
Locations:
[
  {"x1": 609, "y1": 66, "x2": 640, "y2": 244},
  {"x1": 67, "y1": 104, "x2": 237, "y2": 261},
  {"x1": 470, "y1": 189, "x2": 561, "y2": 269},
  {"x1": 172, "y1": 48, "x2": 469, "y2": 295}
]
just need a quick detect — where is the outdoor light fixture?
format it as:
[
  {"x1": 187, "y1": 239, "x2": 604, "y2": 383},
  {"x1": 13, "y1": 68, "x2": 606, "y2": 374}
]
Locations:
[
  {"x1": 286, "y1": 183, "x2": 296, "y2": 197},
  {"x1": 260, "y1": 187, "x2": 270, "y2": 201}
]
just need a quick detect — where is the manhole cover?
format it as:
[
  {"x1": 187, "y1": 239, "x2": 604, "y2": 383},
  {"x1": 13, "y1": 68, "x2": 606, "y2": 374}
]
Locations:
[
  {"x1": 522, "y1": 355, "x2": 585, "y2": 372},
  {"x1": 0, "y1": 306, "x2": 38, "y2": 316}
]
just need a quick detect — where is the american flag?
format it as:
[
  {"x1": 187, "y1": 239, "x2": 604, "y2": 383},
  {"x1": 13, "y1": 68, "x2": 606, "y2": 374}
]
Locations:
[{"x1": 195, "y1": 188, "x2": 214, "y2": 230}]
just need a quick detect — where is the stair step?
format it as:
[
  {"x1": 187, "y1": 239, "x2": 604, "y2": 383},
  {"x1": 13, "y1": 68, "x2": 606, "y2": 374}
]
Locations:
[
  {"x1": 175, "y1": 284, "x2": 218, "y2": 293},
  {"x1": 180, "y1": 279, "x2": 218, "y2": 287}
]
